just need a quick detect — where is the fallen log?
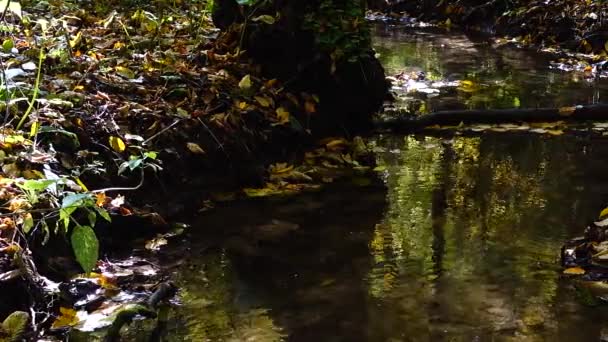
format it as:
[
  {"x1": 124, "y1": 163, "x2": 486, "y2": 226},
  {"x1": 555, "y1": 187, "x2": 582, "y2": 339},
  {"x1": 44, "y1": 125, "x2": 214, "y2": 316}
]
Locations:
[{"x1": 375, "y1": 103, "x2": 608, "y2": 132}]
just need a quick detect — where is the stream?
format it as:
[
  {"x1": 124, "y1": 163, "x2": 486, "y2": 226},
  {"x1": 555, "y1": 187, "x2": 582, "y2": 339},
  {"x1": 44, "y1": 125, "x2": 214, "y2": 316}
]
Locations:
[{"x1": 132, "y1": 25, "x2": 608, "y2": 341}]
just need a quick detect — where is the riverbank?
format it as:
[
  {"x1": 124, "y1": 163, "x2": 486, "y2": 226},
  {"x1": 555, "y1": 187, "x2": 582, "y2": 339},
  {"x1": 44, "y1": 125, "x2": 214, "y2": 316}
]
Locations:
[
  {"x1": 0, "y1": 1, "x2": 385, "y2": 338},
  {"x1": 370, "y1": 0, "x2": 608, "y2": 57}
]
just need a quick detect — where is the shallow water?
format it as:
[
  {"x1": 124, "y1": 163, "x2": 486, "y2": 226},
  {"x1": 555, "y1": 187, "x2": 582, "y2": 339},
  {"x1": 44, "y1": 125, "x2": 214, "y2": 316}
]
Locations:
[{"x1": 137, "y1": 26, "x2": 608, "y2": 341}]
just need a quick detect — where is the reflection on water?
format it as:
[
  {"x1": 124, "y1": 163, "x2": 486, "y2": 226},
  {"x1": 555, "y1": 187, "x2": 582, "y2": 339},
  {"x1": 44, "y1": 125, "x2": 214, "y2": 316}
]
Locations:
[
  {"x1": 150, "y1": 133, "x2": 608, "y2": 342},
  {"x1": 135, "y1": 27, "x2": 608, "y2": 341},
  {"x1": 373, "y1": 25, "x2": 608, "y2": 112}
]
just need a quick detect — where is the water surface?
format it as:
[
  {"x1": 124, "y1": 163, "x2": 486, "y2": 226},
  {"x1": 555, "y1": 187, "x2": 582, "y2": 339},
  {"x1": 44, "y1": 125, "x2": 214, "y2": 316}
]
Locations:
[{"x1": 137, "y1": 26, "x2": 608, "y2": 341}]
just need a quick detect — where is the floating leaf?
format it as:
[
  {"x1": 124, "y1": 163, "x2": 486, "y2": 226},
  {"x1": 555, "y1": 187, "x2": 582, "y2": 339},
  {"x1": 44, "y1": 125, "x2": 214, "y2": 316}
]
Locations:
[
  {"x1": 109, "y1": 136, "x2": 126, "y2": 152},
  {"x1": 71, "y1": 225, "x2": 99, "y2": 273},
  {"x1": 558, "y1": 106, "x2": 576, "y2": 116},
  {"x1": 563, "y1": 267, "x2": 586, "y2": 275}
]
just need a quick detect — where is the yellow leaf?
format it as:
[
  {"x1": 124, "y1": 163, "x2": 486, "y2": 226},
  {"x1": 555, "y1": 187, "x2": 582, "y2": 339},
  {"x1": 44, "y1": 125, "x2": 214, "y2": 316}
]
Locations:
[
  {"x1": 325, "y1": 138, "x2": 348, "y2": 151},
  {"x1": 558, "y1": 106, "x2": 576, "y2": 116},
  {"x1": 186, "y1": 142, "x2": 205, "y2": 154},
  {"x1": 276, "y1": 107, "x2": 290, "y2": 125},
  {"x1": 269, "y1": 163, "x2": 293, "y2": 174},
  {"x1": 108, "y1": 136, "x2": 126, "y2": 152},
  {"x1": 599, "y1": 207, "x2": 608, "y2": 219},
  {"x1": 254, "y1": 95, "x2": 272, "y2": 108},
  {"x1": 114, "y1": 41, "x2": 126, "y2": 49},
  {"x1": 115, "y1": 66, "x2": 135, "y2": 79},
  {"x1": 29, "y1": 121, "x2": 40, "y2": 137},
  {"x1": 563, "y1": 267, "x2": 586, "y2": 275},
  {"x1": 69, "y1": 31, "x2": 82, "y2": 48},
  {"x1": 238, "y1": 74, "x2": 252, "y2": 90},
  {"x1": 51, "y1": 307, "x2": 79, "y2": 329},
  {"x1": 95, "y1": 192, "x2": 106, "y2": 207},
  {"x1": 545, "y1": 129, "x2": 563, "y2": 136}
]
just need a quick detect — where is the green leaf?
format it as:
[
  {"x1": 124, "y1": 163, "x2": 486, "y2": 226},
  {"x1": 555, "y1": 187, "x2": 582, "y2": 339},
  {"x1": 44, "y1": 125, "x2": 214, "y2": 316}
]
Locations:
[
  {"x1": 17, "y1": 179, "x2": 56, "y2": 192},
  {"x1": 22, "y1": 213, "x2": 33, "y2": 234},
  {"x1": 60, "y1": 193, "x2": 92, "y2": 231},
  {"x1": 144, "y1": 151, "x2": 158, "y2": 160},
  {"x1": 71, "y1": 225, "x2": 99, "y2": 273},
  {"x1": 87, "y1": 209, "x2": 96, "y2": 228},
  {"x1": 2, "y1": 38, "x2": 13, "y2": 52},
  {"x1": 251, "y1": 15, "x2": 276, "y2": 25},
  {"x1": 38, "y1": 126, "x2": 80, "y2": 147},
  {"x1": 118, "y1": 158, "x2": 143, "y2": 175},
  {"x1": 94, "y1": 206, "x2": 111, "y2": 222}
]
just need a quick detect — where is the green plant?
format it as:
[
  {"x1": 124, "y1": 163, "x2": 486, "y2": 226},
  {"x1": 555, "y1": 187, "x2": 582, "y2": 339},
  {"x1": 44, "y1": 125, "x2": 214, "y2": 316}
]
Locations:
[{"x1": 302, "y1": 0, "x2": 371, "y2": 64}]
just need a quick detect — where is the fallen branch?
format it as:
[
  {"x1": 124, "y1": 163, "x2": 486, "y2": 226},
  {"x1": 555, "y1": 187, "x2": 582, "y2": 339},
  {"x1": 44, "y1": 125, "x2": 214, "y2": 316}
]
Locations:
[{"x1": 375, "y1": 103, "x2": 608, "y2": 131}]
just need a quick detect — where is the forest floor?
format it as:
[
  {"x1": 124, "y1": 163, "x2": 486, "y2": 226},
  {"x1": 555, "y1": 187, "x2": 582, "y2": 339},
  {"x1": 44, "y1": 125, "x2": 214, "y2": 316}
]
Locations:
[{"x1": 0, "y1": 1, "x2": 383, "y2": 339}]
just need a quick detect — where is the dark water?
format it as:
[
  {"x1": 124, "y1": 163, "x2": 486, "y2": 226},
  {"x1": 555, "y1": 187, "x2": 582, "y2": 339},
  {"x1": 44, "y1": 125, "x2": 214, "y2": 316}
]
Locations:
[
  {"x1": 136, "y1": 26, "x2": 608, "y2": 341},
  {"x1": 373, "y1": 25, "x2": 608, "y2": 112}
]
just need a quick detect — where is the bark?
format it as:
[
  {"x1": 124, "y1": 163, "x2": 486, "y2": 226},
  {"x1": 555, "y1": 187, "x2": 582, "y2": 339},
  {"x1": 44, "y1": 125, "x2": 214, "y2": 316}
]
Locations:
[
  {"x1": 376, "y1": 104, "x2": 608, "y2": 132},
  {"x1": 213, "y1": 0, "x2": 389, "y2": 134}
]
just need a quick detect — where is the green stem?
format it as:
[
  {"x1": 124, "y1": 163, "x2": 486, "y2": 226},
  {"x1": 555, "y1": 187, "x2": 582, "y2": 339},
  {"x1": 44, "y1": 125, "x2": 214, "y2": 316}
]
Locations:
[{"x1": 16, "y1": 47, "x2": 44, "y2": 130}]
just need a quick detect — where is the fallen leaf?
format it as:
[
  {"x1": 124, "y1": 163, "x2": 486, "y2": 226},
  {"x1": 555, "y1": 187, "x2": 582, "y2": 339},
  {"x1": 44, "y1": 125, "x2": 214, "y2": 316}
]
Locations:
[
  {"x1": 95, "y1": 193, "x2": 107, "y2": 207},
  {"x1": 600, "y1": 207, "x2": 608, "y2": 219},
  {"x1": 51, "y1": 307, "x2": 79, "y2": 329},
  {"x1": 239, "y1": 74, "x2": 252, "y2": 90},
  {"x1": 254, "y1": 95, "x2": 272, "y2": 107},
  {"x1": 276, "y1": 107, "x2": 290, "y2": 124},
  {"x1": 108, "y1": 136, "x2": 126, "y2": 153},
  {"x1": 186, "y1": 142, "x2": 205, "y2": 154},
  {"x1": 251, "y1": 14, "x2": 276, "y2": 24},
  {"x1": 304, "y1": 100, "x2": 316, "y2": 113},
  {"x1": 115, "y1": 66, "x2": 136, "y2": 79},
  {"x1": 145, "y1": 236, "x2": 168, "y2": 251}
]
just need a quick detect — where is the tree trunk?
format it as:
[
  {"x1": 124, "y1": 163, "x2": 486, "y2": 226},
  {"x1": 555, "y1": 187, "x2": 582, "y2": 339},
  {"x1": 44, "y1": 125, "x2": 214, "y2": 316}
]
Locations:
[{"x1": 213, "y1": 0, "x2": 389, "y2": 135}]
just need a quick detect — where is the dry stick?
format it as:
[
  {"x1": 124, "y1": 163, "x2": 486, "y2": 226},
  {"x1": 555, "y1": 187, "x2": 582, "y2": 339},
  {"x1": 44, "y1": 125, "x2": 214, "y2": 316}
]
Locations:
[
  {"x1": 196, "y1": 117, "x2": 227, "y2": 155},
  {"x1": 142, "y1": 119, "x2": 182, "y2": 145}
]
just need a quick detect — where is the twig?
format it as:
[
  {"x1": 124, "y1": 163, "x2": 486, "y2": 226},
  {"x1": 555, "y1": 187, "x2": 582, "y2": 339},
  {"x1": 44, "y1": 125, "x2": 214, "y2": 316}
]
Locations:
[
  {"x1": 91, "y1": 168, "x2": 144, "y2": 193},
  {"x1": 142, "y1": 119, "x2": 182, "y2": 145}
]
